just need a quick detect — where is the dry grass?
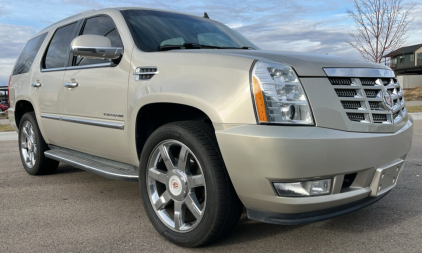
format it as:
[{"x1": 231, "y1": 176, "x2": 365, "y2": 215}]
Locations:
[
  {"x1": 404, "y1": 87, "x2": 422, "y2": 101},
  {"x1": 0, "y1": 124, "x2": 13, "y2": 132},
  {"x1": 407, "y1": 105, "x2": 422, "y2": 113},
  {"x1": 0, "y1": 112, "x2": 8, "y2": 119}
]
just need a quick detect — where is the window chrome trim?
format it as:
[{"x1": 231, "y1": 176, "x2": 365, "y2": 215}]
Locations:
[
  {"x1": 323, "y1": 68, "x2": 395, "y2": 78},
  {"x1": 41, "y1": 114, "x2": 124, "y2": 130},
  {"x1": 41, "y1": 67, "x2": 67, "y2": 72},
  {"x1": 66, "y1": 62, "x2": 113, "y2": 70}
]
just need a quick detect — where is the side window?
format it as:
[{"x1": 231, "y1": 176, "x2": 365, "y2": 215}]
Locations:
[
  {"x1": 44, "y1": 23, "x2": 77, "y2": 69},
  {"x1": 74, "y1": 16, "x2": 123, "y2": 66},
  {"x1": 12, "y1": 33, "x2": 47, "y2": 75}
]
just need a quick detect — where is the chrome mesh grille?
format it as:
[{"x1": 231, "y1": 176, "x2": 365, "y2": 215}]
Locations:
[
  {"x1": 329, "y1": 77, "x2": 406, "y2": 124},
  {"x1": 335, "y1": 89, "x2": 357, "y2": 97},
  {"x1": 341, "y1": 101, "x2": 361, "y2": 109},
  {"x1": 347, "y1": 113, "x2": 365, "y2": 122},
  {"x1": 364, "y1": 89, "x2": 379, "y2": 98}
]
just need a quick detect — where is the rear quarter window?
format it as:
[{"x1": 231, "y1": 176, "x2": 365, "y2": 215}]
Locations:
[{"x1": 12, "y1": 33, "x2": 47, "y2": 75}]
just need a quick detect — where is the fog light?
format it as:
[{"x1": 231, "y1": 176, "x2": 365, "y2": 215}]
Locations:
[{"x1": 273, "y1": 179, "x2": 332, "y2": 197}]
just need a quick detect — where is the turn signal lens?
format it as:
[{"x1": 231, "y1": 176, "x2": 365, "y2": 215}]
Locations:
[{"x1": 253, "y1": 76, "x2": 268, "y2": 122}]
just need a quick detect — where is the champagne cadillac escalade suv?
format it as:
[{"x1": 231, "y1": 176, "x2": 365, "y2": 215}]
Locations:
[{"x1": 8, "y1": 7, "x2": 413, "y2": 247}]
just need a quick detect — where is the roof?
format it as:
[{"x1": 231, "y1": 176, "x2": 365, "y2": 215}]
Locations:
[
  {"x1": 384, "y1": 44, "x2": 422, "y2": 57},
  {"x1": 0, "y1": 86, "x2": 8, "y2": 91}
]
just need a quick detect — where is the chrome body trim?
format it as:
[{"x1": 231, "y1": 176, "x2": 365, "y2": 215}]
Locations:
[
  {"x1": 323, "y1": 68, "x2": 395, "y2": 78},
  {"x1": 41, "y1": 114, "x2": 124, "y2": 130},
  {"x1": 61, "y1": 117, "x2": 124, "y2": 129},
  {"x1": 40, "y1": 114, "x2": 61, "y2": 120}
]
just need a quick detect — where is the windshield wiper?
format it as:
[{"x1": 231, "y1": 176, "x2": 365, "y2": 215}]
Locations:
[
  {"x1": 157, "y1": 43, "x2": 222, "y2": 51},
  {"x1": 157, "y1": 43, "x2": 255, "y2": 51}
]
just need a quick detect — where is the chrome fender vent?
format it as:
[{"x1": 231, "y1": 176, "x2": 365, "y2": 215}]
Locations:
[{"x1": 134, "y1": 67, "x2": 159, "y2": 81}]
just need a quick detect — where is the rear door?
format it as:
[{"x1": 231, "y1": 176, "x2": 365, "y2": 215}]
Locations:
[
  {"x1": 30, "y1": 22, "x2": 79, "y2": 145},
  {"x1": 61, "y1": 15, "x2": 131, "y2": 163}
]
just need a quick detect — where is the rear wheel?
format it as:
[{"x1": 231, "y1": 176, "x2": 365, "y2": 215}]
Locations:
[
  {"x1": 139, "y1": 121, "x2": 243, "y2": 247},
  {"x1": 18, "y1": 112, "x2": 59, "y2": 175}
]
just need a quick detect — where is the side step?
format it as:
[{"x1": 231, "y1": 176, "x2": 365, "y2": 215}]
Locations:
[{"x1": 45, "y1": 146, "x2": 138, "y2": 181}]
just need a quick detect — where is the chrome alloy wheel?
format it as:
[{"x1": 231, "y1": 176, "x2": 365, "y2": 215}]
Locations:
[
  {"x1": 147, "y1": 140, "x2": 206, "y2": 233},
  {"x1": 20, "y1": 121, "x2": 37, "y2": 168}
]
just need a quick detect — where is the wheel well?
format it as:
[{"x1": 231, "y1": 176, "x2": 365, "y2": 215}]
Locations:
[
  {"x1": 135, "y1": 103, "x2": 213, "y2": 158},
  {"x1": 15, "y1": 100, "x2": 34, "y2": 128}
]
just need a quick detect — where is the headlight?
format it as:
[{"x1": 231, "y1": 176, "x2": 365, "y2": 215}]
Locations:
[{"x1": 251, "y1": 60, "x2": 314, "y2": 125}]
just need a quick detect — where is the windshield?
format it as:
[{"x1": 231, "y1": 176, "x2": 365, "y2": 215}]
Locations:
[{"x1": 121, "y1": 9, "x2": 259, "y2": 52}]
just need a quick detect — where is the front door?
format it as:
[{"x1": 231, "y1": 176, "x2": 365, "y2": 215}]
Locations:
[{"x1": 61, "y1": 15, "x2": 131, "y2": 163}]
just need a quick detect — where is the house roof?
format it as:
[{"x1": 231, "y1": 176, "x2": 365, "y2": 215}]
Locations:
[{"x1": 384, "y1": 44, "x2": 422, "y2": 57}]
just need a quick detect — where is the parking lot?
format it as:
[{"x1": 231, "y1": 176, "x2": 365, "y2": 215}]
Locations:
[{"x1": 1, "y1": 120, "x2": 421, "y2": 253}]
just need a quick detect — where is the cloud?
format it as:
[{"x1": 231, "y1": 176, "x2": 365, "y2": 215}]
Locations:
[
  {"x1": 0, "y1": 0, "x2": 420, "y2": 84},
  {"x1": 0, "y1": 24, "x2": 37, "y2": 84}
]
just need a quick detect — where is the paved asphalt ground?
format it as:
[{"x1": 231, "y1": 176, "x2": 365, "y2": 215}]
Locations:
[{"x1": 1, "y1": 121, "x2": 421, "y2": 253}]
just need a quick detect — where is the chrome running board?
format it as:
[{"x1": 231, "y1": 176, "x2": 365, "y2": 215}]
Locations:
[{"x1": 45, "y1": 145, "x2": 138, "y2": 181}]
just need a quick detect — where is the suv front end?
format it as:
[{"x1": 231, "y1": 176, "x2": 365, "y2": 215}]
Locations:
[{"x1": 215, "y1": 61, "x2": 413, "y2": 224}]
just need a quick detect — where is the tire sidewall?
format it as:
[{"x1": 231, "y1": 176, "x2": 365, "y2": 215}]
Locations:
[
  {"x1": 18, "y1": 113, "x2": 43, "y2": 175},
  {"x1": 139, "y1": 124, "x2": 221, "y2": 246}
]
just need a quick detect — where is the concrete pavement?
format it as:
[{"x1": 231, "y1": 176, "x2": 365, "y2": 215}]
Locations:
[{"x1": 0, "y1": 121, "x2": 421, "y2": 252}]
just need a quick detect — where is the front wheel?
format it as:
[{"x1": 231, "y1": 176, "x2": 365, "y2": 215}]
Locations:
[{"x1": 139, "y1": 121, "x2": 243, "y2": 247}]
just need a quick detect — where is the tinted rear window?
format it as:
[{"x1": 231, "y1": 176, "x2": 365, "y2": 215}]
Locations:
[
  {"x1": 44, "y1": 22, "x2": 77, "y2": 69},
  {"x1": 12, "y1": 33, "x2": 47, "y2": 75}
]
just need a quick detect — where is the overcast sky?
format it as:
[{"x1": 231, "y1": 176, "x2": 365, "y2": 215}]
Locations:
[{"x1": 0, "y1": 0, "x2": 420, "y2": 85}]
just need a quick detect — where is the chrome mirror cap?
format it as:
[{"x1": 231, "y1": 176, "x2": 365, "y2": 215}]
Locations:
[{"x1": 70, "y1": 35, "x2": 123, "y2": 60}]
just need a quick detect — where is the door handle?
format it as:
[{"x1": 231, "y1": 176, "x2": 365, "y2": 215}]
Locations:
[
  {"x1": 31, "y1": 82, "x2": 42, "y2": 88},
  {"x1": 64, "y1": 82, "x2": 79, "y2": 88}
]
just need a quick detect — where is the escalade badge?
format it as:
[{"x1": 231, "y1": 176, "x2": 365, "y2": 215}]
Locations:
[{"x1": 382, "y1": 89, "x2": 393, "y2": 110}]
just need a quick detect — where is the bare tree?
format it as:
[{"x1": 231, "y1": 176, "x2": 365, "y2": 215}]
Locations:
[{"x1": 347, "y1": 0, "x2": 414, "y2": 63}]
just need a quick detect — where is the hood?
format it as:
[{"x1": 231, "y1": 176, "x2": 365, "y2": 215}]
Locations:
[{"x1": 174, "y1": 49, "x2": 389, "y2": 77}]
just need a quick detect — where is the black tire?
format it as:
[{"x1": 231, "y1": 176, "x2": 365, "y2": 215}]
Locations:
[
  {"x1": 139, "y1": 121, "x2": 243, "y2": 247},
  {"x1": 18, "y1": 112, "x2": 59, "y2": 175}
]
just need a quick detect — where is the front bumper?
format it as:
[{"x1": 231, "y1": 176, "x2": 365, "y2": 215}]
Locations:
[{"x1": 215, "y1": 118, "x2": 413, "y2": 220}]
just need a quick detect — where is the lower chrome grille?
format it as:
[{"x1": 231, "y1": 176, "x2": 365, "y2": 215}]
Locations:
[
  {"x1": 373, "y1": 114, "x2": 388, "y2": 123},
  {"x1": 328, "y1": 76, "x2": 406, "y2": 125},
  {"x1": 347, "y1": 113, "x2": 365, "y2": 122}
]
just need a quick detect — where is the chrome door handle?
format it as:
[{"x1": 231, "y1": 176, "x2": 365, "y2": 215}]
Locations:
[
  {"x1": 31, "y1": 82, "x2": 42, "y2": 87},
  {"x1": 64, "y1": 82, "x2": 79, "y2": 88}
]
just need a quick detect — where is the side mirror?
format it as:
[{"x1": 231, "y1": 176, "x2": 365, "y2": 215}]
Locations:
[{"x1": 70, "y1": 35, "x2": 123, "y2": 60}]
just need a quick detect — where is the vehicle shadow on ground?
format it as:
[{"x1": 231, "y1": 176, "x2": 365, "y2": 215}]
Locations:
[{"x1": 54, "y1": 164, "x2": 85, "y2": 174}]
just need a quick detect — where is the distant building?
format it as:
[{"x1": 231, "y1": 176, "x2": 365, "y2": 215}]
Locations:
[{"x1": 383, "y1": 44, "x2": 422, "y2": 75}]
